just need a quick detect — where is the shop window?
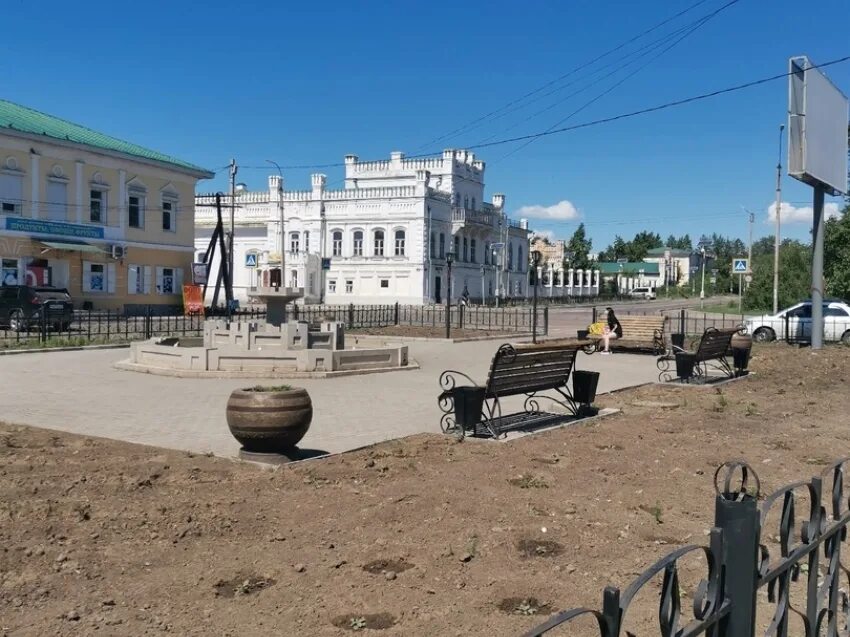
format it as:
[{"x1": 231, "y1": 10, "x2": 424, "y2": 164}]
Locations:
[
  {"x1": 128, "y1": 265, "x2": 151, "y2": 294},
  {"x1": 2, "y1": 258, "x2": 20, "y2": 286},
  {"x1": 83, "y1": 261, "x2": 116, "y2": 293},
  {"x1": 155, "y1": 266, "x2": 183, "y2": 295}
]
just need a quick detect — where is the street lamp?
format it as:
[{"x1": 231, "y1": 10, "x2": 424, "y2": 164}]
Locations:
[
  {"x1": 480, "y1": 264, "x2": 486, "y2": 306},
  {"x1": 697, "y1": 238, "x2": 713, "y2": 309},
  {"x1": 445, "y1": 251, "x2": 455, "y2": 339},
  {"x1": 531, "y1": 250, "x2": 542, "y2": 343}
]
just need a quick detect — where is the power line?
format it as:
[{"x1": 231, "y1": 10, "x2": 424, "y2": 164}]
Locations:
[
  {"x1": 411, "y1": 0, "x2": 718, "y2": 152},
  {"x1": 231, "y1": 54, "x2": 850, "y2": 173}
]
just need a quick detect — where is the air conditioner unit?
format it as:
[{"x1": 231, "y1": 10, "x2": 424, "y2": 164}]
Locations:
[{"x1": 111, "y1": 245, "x2": 127, "y2": 259}]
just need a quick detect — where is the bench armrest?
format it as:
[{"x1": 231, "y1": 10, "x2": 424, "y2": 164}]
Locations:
[{"x1": 439, "y1": 370, "x2": 480, "y2": 393}]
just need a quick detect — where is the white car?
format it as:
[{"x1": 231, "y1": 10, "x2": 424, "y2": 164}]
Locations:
[
  {"x1": 744, "y1": 300, "x2": 850, "y2": 344},
  {"x1": 629, "y1": 287, "x2": 657, "y2": 301}
]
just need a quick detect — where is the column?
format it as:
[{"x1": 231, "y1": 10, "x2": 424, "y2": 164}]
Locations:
[
  {"x1": 118, "y1": 170, "x2": 127, "y2": 231},
  {"x1": 75, "y1": 161, "x2": 84, "y2": 223},
  {"x1": 568, "y1": 268, "x2": 574, "y2": 297},
  {"x1": 30, "y1": 153, "x2": 40, "y2": 218}
]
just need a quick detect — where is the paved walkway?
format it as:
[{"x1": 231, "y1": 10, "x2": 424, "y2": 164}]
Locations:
[{"x1": 0, "y1": 339, "x2": 660, "y2": 458}]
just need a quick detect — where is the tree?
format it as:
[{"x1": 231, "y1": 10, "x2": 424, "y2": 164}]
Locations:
[
  {"x1": 744, "y1": 239, "x2": 811, "y2": 311},
  {"x1": 825, "y1": 203, "x2": 850, "y2": 301},
  {"x1": 598, "y1": 231, "x2": 661, "y2": 262},
  {"x1": 566, "y1": 223, "x2": 592, "y2": 270}
]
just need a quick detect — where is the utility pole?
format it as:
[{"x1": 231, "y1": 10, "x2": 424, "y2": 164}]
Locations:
[
  {"x1": 772, "y1": 125, "x2": 784, "y2": 314},
  {"x1": 228, "y1": 158, "x2": 237, "y2": 300}
]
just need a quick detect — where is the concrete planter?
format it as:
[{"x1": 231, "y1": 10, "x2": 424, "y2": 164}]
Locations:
[{"x1": 226, "y1": 386, "x2": 313, "y2": 452}]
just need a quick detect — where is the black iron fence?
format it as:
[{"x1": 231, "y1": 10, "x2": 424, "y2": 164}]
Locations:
[
  {"x1": 1, "y1": 303, "x2": 546, "y2": 348},
  {"x1": 523, "y1": 460, "x2": 850, "y2": 636},
  {"x1": 591, "y1": 307, "x2": 850, "y2": 346}
]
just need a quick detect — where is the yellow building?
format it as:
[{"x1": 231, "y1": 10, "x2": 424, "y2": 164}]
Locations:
[{"x1": 0, "y1": 99, "x2": 213, "y2": 311}]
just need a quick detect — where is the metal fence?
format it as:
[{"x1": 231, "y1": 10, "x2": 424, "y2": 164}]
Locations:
[
  {"x1": 1, "y1": 303, "x2": 545, "y2": 348},
  {"x1": 524, "y1": 460, "x2": 850, "y2": 636}
]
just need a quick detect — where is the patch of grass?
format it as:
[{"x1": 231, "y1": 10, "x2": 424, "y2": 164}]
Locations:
[
  {"x1": 0, "y1": 336, "x2": 130, "y2": 350},
  {"x1": 639, "y1": 502, "x2": 664, "y2": 524},
  {"x1": 712, "y1": 395, "x2": 729, "y2": 413}
]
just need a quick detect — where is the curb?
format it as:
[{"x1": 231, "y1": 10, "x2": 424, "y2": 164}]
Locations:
[
  {"x1": 0, "y1": 343, "x2": 131, "y2": 356},
  {"x1": 113, "y1": 359, "x2": 421, "y2": 379}
]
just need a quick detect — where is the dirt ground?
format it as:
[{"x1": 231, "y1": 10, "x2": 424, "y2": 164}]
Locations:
[{"x1": 2, "y1": 343, "x2": 849, "y2": 636}]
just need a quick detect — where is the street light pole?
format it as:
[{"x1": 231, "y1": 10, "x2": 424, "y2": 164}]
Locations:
[
  {"x1": 266, "y1": 160, "x2": 285, "y2": 290},
  {"x1": 531, "y1": 250, "x2": 541, "y2": 344},
  {"x1": 445, "y1": 251, "x2": 454, "y2": 339},
  {"x1": 480, "y1": 264, "x2": 486, "y2": 306},
  {"x1": 700, "y1": 246, "x2": 707, "y2": 309}
]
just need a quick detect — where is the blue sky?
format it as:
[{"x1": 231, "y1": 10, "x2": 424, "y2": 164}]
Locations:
[{"x1": 3, "y1": 0, "x2": 848, "y2": 252}]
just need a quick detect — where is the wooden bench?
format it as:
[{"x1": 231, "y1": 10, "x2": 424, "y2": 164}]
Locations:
[
  {"x1": 438, "y1": 342, "x2": 586, "y2": 438},
  {"x1": 585, "y1": 315, "x2": 667, "y2": 355},
  {"x1": 657, "y1": 326, "x2": 739, "y2": 382}
]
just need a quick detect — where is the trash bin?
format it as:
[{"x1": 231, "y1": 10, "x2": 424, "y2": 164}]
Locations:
[
  {"x1": 452, "y1": 386, "x2": 486, "y2": 431},
  {"x1": 572, "y1": 370, "x2": 600, "y2": 405},
  {"x1": 671, "y1": 333, "x2": 685, "y2": 350},
  {"x1": 675, "y1": 352, "x2": 696, "y2": 382}
]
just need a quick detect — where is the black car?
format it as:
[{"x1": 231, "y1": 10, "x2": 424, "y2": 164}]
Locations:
[{"x1": 0, "y1": 285, "x2": 74, "y2": 332}]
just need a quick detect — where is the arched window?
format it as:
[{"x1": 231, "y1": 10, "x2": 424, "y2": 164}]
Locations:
[
  {"x1": 463, "y1": 195, "x2": 469, "y2": 209},
  {"x1": 508, "y1": 243, "x2": 514, "y2": 271},
  {"x1": 289, "y1": 232, "x2": 299, "y2": 253},
  {"x1": 484, "y1": 243, "x2": 490, "y2": 265},
  {"x1": 303, "y1": 230, "x2": 310, "y2": 252},
  {"x1": 471, "y1": 197, "x2": 476, "y2": 210},
  {"x1": 462, "y1": 237, "x2": 468, "y2": 262},
  {"x1": 439, "y1": 233, "x2": 446, "y2": 258},
  {"x1": 394, "y1": 230, "x2": 406, "y2": 256},
  {"x1": 353, "y1": 230, "x2": 364, "y2": 256},
  {"x1": 454, "y1": 235, "x2": 460, "y2": 258},
  {"x1": 517, "y1": 245, "x2": 523, "y2": 272},
  {"x1": 470, "y1": 239, "x2": 477, "y2": 263},
  {"x1": 332, "y1": 230, "x2": 343, "y2": 257},
  {"x1": 453, "y1": 192, "x2": 460, "y2": 206},
  {"x1": 374, "y1": 230, "x2": 385, "y2": 256},
  {"x1": 430, "y1": 232, "x2": 436, "y2": 259}
]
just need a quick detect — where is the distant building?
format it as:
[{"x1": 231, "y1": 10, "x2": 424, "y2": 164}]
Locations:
[
  {"x1": 0, "y1": 99, "x2": 213, "y2": 311},
  {"x1": 596, "y1": 261, "x2": 661, "y2": 293},
  {"x1": 196, "y1": 149, "x2": 533, "y2": 305},
  {"x1": 643, "y1": 247, "x2": 697, "y2": 286},
  {"x1": 530, "y1": 237, "x2": 566, "y2": 265}
]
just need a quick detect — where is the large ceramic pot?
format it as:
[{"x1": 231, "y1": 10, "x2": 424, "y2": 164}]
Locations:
[{"x1": 226, "y1": 386, "x2": 313, "y2": 452}]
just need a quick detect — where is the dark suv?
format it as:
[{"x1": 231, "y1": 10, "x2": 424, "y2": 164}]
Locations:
[{"x1": 0, "y1": 285, "x2": 74, "y2": 332}]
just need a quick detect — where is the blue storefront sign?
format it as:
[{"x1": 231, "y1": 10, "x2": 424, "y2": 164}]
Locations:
[{"x1": 4, "y1": 217, "x2": 105, "y2": 240}]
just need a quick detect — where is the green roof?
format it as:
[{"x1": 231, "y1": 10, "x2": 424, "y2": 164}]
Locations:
[
  {"x1": 0, "y1": 99, "x2": 213, "y2": 177},
  {"x1": 646, "y1": 247, "x2": 692, "y2": 257},
  {"x1": 597, "y1": 261, "x2": 660, "y2": 275}
]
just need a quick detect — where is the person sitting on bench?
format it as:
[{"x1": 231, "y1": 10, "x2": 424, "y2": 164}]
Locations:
[{"x1": 601, "y1": 307, "x2": 623, "y2": 354}]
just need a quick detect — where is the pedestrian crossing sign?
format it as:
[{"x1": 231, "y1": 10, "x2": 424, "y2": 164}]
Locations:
[
  {"x1": 732, "y1": 258, "x2": 748, "y2": 273},
  {"x1": 245, "y1": 253, "x2": 258, "y2": 268}
]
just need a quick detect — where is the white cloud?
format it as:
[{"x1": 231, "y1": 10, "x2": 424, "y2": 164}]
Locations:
[
  {"x1": 531, "y1": 230, "x2": 556, "y2": 242},
  {"x1": 766, "y1": 201, "x2": 841, "y2": 224},
  {"x1": 515, "y1": 200, "x2": 580, "y2": 221}
]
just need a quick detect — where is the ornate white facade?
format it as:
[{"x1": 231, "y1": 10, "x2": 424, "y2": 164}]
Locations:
[{"x1": 195, "y1": 149, "x2": 535, "y2": 305}]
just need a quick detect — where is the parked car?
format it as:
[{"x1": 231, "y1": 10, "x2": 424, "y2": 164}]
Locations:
[
  {"x1": 0, "y1": 285, "x2": 74, "y2": 332},
  {"x1": 744, "y1": 300, "x2": 850, "y2": 345},
  {"x1": 629, "y1": 287, "x2": 657, "y2": 301}
]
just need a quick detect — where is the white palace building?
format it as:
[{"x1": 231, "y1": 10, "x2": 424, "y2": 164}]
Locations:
[{"x1": 195, "y1": 149, "x2": 601, "y2": 306}]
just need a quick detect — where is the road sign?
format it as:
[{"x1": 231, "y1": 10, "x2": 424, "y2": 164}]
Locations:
[
  {"x1": 245, "y1": 253, "x2": 258, "y2": 268},
  {"x1": 732, "y1": 258, "x2": 748, "y2": 274},
  {"x1": 710, "y1": 277, "x2": 717, "y2": 284},
  {"x1": 745, "y1": 274, "x2": 753, "y2": 284},
  {"x1": 191, "y1": 262, "x2": 208, "y2": 285}
]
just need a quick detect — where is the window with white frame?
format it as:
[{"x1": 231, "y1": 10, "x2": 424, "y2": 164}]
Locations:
[
  {"x1": 82, "y1": 261, "x2": 116, "y2": 293},
  {"x1": 128, "y1": 191, "x2": 145, "y2": 228},
  {"x1": 155, "y1": 266, "x2": 183, "y2": 295},
  {"x1": 345, "y1": 279, "x2": 353, "y2": 293},
  {"x1": 353, "y1": 230, "x2": 364, "y2": 256},
  {"x1": 374, "y1": 230, "x2": 385, "y2": 256},
  {"x1": 289, "y1": 232, "x2": 300, "y2": 253},
  {"x1": 0, "y1": 174, "x2": 23, "y2": 214},
  {"x1": 2, "y1": 258, "x2": 20, "y2": 286},
  {"x1": 128, "y1": 265, "x2": 151, "y2": 294},
  {"x1": 332, "y1": 230, "x2": 343, "y2": 257},
  {"x1": 394, "y1": 230, "x2": 405, "y2": 256},
  {"x1": 328, "y1": 279, "x2": 336, "y2": 293},
  {"x1": 162, "y1": 197, "x2": 177, "y2": 232},
  {"x1": 89, "y1": 189, "x2": 107, "y2": 224}
]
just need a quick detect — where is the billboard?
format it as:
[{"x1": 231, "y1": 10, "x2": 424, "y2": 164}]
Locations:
[{"x1": 788, "y1": 56, "x2": 849, "y2": 196}]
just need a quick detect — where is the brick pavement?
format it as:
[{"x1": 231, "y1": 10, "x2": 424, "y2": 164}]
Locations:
[{"x1": 0, "y1": 339, "x2": 660, "y2": 458}]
